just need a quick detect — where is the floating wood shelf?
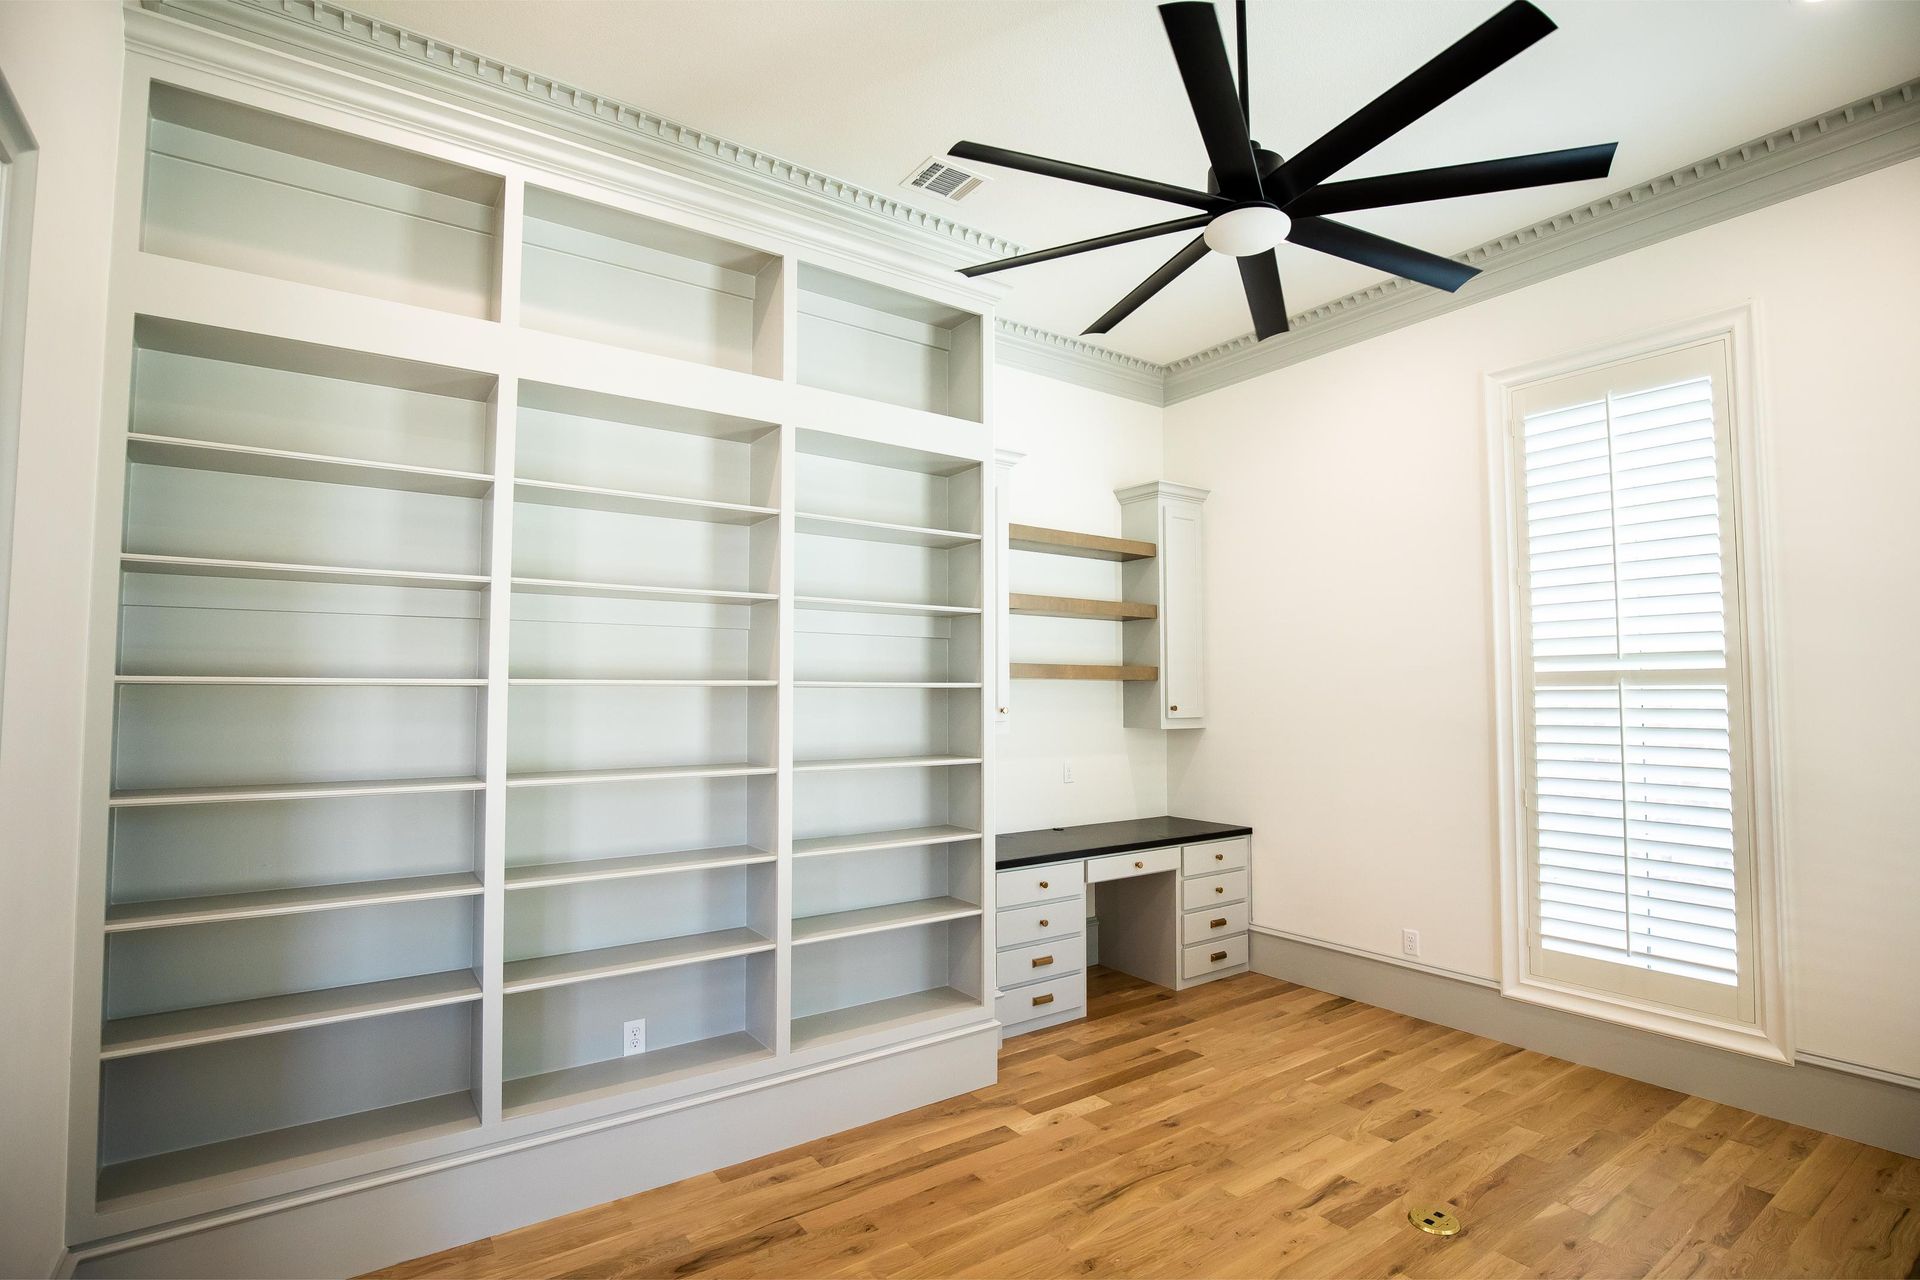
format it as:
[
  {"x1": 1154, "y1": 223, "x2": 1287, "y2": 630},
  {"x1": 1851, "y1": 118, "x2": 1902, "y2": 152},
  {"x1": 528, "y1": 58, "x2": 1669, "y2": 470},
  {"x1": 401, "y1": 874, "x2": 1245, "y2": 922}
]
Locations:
[
  {"x1": 1010, "y1": 663, "x2": 1159, "y2": 682},
  {"x1": 1008, "y1": 593, "x2": 1157, "y2": 621},
  {"x1": 1007, "y1": 523, "x2": 1155, "y2": 562}
]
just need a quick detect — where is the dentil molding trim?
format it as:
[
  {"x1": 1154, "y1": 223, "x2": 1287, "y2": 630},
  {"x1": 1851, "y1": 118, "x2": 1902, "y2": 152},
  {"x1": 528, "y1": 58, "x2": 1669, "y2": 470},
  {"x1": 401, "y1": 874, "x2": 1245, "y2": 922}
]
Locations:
[{"x1": 146, "y1": 2, "x2": 1919, "y2": 409}]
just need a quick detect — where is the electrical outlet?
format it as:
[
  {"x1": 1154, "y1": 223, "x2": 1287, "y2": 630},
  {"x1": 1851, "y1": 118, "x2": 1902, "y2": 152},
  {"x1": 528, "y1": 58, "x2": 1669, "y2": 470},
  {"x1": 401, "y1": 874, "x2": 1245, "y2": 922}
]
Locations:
[
  {"x1": 622, "y1": 1017, "x2": 647, "y2": 1057},
  {"x1": 1062, "y1": 760, "x2": 1075, "y2": 784},
  {"x1": 1401, "y1": 928, "x2": 1421, "y2": 958}
]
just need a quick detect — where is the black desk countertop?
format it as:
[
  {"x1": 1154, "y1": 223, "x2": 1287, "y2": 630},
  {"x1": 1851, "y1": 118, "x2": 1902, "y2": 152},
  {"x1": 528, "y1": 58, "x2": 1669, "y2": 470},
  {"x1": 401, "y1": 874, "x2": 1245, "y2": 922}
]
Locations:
[{"x1": 994, "y1": 816, "x2": 1251, "y2": 870}]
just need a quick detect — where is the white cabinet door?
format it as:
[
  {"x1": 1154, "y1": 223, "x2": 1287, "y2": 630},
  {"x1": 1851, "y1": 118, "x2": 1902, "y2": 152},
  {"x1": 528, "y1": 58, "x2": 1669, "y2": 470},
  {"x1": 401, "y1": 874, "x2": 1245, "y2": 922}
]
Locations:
[{"x1": 1161, "y1": 500, "x2": 1205, "y2": 721}]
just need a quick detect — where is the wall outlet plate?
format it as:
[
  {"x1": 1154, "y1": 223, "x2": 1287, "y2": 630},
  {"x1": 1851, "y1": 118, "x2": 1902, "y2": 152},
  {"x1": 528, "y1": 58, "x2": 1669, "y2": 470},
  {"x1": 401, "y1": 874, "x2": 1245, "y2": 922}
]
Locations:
[
  {"x1": 623, "y1": 1017, "x2": 647, "y2": 1057},
  {"x1": 1401, "y1": 928, "x2": 1421, "y2": 958},
  {"x1": 1062, "y1": 760, "x2": 1075, "y2": 784}
]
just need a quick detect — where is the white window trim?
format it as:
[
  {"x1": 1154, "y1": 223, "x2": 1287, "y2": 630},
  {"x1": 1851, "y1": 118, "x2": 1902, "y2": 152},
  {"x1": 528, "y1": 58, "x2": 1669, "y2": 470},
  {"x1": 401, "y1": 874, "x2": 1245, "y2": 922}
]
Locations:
[{"x1": 1485, "y1": 304, "x2": 1791, "y2": 1062}]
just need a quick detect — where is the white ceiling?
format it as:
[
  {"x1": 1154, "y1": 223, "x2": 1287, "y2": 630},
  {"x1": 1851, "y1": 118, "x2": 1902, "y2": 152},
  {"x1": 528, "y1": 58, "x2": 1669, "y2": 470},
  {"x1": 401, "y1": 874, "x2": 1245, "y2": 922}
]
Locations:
[{"x1": 351, "y1": 0, "x2": 1920, "y2": 365}]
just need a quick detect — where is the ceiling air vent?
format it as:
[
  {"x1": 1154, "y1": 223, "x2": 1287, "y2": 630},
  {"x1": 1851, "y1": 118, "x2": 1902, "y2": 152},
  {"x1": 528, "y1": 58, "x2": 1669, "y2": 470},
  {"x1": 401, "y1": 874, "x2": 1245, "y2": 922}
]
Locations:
[{"x1": 903, "y1": 156, "x2": 987, "y2": 203}]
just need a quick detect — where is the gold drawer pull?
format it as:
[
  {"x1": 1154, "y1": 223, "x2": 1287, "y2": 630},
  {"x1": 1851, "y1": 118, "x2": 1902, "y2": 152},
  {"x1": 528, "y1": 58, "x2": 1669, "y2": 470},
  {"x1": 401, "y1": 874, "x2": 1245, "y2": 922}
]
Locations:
[
  {"x1": 1038, "y1": 880, "x2": 1049, "y2": 889},
  {"x1": 1214, "y1": 852, "x2": 1225, "y2": 861},
  {"x1": 1134, "y1": 860, "x2": 1144, "y2": 869},
  {"x1": 1031, "y1": 955, "x2": 1054, "y2": 968},
  {"x1": 1215, "y1": 886, "x2": 1225, "y2": 894},
  {"x1": 1038, "y1": 918, "x2": 1049, "y2": 927},
  {"x1": 1211, "y1": 950, "x2": 1228, "y2": 962},
  {"x1": 1169, "y1": 704, "x2": 1179, "y2": 712},
  {"x1": 1210, "y1": 917, "x2": 1228, "y2": 929},
  {"x1": 1032, "y1": 993, "x2": 1054, "y2": 1006}
]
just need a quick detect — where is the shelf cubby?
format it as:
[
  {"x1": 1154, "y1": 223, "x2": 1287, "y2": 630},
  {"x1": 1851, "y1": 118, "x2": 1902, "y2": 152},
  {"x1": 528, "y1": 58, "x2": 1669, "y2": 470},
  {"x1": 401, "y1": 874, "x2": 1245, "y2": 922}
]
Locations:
[
  {"x1": 796, "y1": 265, "x2": 983, "y2": 420},
  {"x1": 793, "y1": 684, "x2": 982, "y2": 769},
  {"x1": 795, "y1": 429, "x2": 982, "y2": 537},
  {"x1": 793, "y1": 765, "x2": 983, "y2": 869},
  {"x1": 142, "y1": 85, "x2": 502, "y2": 318},
  {"x1": 505, "y1": 773, "x2": 776, "y2": 887},
  {"x1": 505, "y1": 682, "x2": 774, "y2": 783},
  {"x1": 792, "y1": 839, "x2": 983, "y2": 945},
  {"x1": 790, "y1": 918, "x2": 984, "y2": 1052},
  {"x1": 521, "y1": 187, "x2": 783, "y2": 374},
  {"x1": 516, "y1": 383, "x2": 779, "y2": 511}
]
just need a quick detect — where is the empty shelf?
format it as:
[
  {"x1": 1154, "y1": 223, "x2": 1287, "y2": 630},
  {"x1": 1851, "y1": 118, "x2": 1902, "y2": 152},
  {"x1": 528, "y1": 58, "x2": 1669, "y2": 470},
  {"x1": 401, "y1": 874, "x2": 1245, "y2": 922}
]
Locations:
[
  {"x1": 1011, "y1": 663, "x2": 1159, "y2": 681},
  {"x1": 795, "y1": 681, "x2": 982, "y2": 689},
  {"x1": 122, "y1": 554, "x2": 490, "y2": 592},
  {"x1": 792, "y1": 754, "x2": 982, "y2": 773},
  {"x1": 792, "y1": 897, "x2": 981, "y2": 946},
  {"x1": 125, "y1": 434, "x2": 494, "y2": 498},
  {"x1": 1008, "y1": 523, "x2": 1155, "y2": 562},
  {"x1": 792, "y1": 988, "x2": 983, "y2": 1052},
  {"x1": 507, "y1": 844, "x2": 775, "y2": 890},
  {"x1": 97, "y1": 1091, "x2": 478, "y2": 1206},
  {"x1": 512, "y1": 577, "x2": 776, "y2": 606},
  {"x1": 505, "y1": 762, "x2": 775, "y2": 788},
  {"x1": 105, "y1": 873, "x2": 484, "y2": 932},
  {"x1": 1008, "y1": 593, "x2": 1157, "y2": 621},
  {"x1": 114, "y1": 675, "x2": 486, "y2": 686},
  {"x1": 794, "y1": 512, "x2": 980, "y2": 549},
  {"x1": 503, "y1": 927, "x2": 773, "y2": 993},
  {"x1": 502, "y1": 1032, "x2": 772, "y2": 1117},
  {"x1": 100, "y1": 969, "x2": 482, "y2": 1059},
  {"x1": 793, "y1": 595, "x2": 980, "y2": 617},
  {"x1": 793, "y1": 825, "x2": 982, "y2": 859},
  {"x1": 109, "y1": 775, "x2": 487, "y2": 807},
  {"x1": 514, "y1": 478, "x2": 777, "y2": 525},
  {"x1": 508, "y1": 678, "x2": 775, "y2": 687}
]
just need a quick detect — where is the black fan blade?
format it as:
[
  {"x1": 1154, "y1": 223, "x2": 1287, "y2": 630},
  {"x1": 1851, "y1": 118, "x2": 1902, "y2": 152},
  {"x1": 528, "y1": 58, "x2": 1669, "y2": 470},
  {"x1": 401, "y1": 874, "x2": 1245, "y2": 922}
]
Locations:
[
  {"x1": 1160, "y1": 3, "x2": 1262, "y2": 200},
  {"x1": 1085, "y1": 234, "x2": 1210, "y2": 335},
  {"x1": 949, "y1": 141, "x2": 1227, "y2": 211},
  {"x1": 1236, "y1": 0, "x2": 1250, "y2": 125},
  {"x1": 958, "y1": 214, "x2": 1213, "y2": 278},
  {"x1": 1288, "y1": 216, "x2": 1478, "y2": 292},
  {"x1": 1275, "y1": 0, "x2": 1557, "y2": 197},
  {"x1": 1238, "y1": 251, "x2": 1289, "y2": 339},
  {"x1": 1288, "y1": 143, "x2": 1617, "y2": 216}
]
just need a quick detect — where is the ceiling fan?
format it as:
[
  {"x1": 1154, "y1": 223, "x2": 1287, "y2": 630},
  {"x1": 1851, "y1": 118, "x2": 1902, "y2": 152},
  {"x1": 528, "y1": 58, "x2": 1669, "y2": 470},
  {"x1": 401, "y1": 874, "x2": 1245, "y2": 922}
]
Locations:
[{"x1": 949, "y1": 0, "x2": 1617, "y2": 341}]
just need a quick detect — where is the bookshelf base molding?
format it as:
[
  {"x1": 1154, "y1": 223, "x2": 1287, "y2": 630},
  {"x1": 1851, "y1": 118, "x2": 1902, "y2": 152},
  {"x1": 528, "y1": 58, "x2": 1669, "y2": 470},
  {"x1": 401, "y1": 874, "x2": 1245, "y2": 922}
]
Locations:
[{"x1": 67, "y1": 1025, "x2": 998, "y2": 1279}]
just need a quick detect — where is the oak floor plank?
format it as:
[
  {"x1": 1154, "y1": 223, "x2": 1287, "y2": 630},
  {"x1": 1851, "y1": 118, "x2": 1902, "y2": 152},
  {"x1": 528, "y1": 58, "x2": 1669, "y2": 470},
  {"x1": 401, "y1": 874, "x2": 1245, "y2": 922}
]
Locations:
[{"x1": 367, "y1": 970, "x2": 1920, "y2": 1280}]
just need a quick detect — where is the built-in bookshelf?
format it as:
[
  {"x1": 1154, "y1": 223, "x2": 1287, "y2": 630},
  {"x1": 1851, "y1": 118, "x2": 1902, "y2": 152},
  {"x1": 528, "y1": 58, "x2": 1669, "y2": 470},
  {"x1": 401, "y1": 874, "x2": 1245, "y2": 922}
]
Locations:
[{"x1": 80, "y1": 74, "x2": 997, "y2": 1240}]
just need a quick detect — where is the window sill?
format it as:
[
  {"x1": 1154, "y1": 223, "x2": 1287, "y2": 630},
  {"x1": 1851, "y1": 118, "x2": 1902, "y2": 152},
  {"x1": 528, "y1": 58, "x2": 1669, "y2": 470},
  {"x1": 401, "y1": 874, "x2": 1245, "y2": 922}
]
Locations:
[{"x1": 1501, "y1": 973, "x2": 1791, "y2": 1063}]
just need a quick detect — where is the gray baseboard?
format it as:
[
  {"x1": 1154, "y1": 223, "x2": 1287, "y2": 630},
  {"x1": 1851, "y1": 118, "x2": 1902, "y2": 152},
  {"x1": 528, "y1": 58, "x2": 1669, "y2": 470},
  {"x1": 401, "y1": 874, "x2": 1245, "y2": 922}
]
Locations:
[
  {"x1": 70, "y1": 1026, "x2": 999, "y2": 1279},
  {"x1": 1249, "y1": 930, "x2": 1920, "y2": 1159}
]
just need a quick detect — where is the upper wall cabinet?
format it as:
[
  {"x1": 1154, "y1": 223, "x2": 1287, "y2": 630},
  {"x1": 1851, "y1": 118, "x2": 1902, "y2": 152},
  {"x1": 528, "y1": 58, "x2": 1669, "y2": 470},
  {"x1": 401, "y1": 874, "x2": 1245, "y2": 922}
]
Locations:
[
  {"x1": 797, "y1": 266, "x2": 984, "y2": 421},
  {"x1": 142, "y1": 85, "x2": 503, "y2": 318},
  {"x1": 521, "y1": 187, "x2": 786, "y2": 376},
  {"x1": 1119, "y1": 482, "x2": 1210, "y2": 730}
]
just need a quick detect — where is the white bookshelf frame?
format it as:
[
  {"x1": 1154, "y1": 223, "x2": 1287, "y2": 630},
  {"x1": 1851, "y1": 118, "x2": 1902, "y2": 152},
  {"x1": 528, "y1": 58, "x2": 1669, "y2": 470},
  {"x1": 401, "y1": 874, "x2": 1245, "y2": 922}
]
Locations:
[{"x1": 70, "y1": 46, "x2": 999, "y2": 1250}]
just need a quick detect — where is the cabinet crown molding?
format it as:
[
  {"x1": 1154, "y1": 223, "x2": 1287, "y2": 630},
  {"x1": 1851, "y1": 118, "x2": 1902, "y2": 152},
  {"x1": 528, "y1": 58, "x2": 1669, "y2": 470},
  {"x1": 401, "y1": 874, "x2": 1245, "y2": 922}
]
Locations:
[{"x1": 1116, "y1": 481, "x2": 1210, "y2": 506}]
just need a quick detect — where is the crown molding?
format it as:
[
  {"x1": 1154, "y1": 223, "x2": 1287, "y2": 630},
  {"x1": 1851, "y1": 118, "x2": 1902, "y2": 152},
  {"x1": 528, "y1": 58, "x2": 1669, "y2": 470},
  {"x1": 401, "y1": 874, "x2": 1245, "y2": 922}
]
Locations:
[
  {"x1": 137, "y1": 3, "x2": 1920, "y2": 409},
  {"x1": 992, "y1": 320, "x2": 1165, "y2": 406}
]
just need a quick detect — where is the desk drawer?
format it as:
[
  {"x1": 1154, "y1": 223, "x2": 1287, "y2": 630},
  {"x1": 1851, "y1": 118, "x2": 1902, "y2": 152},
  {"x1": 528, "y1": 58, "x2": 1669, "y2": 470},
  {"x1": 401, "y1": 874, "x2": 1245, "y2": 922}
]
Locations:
[
  {"x1": 996, "y1": 971, "x2": 1085, "y2": 1026},
  {"x1": 1182, "y1": 901, "x2": 1249, "y2": 947},
  {"x1": 1087, "y1": 844, "x2": 1180, "y2": 884},
  {"x1": 1182, "y1": 868, "x2": 1249, "y2": 912},
  {"x1": 996, "y1": 935, "x2": 1086, "y2": 990},
  {"x1": 1183, "y1": 836, "x2": 1249, "y2": 877},
  {"x1": 995, "y1": 862, "x2": 1084, "y2": 910},
  {"x1": 997, "y1": 900, "x2": 1081, "y2": 949},
  {"x1": 1183, "y1": 935, "x2": 1248, "y2": 980}
]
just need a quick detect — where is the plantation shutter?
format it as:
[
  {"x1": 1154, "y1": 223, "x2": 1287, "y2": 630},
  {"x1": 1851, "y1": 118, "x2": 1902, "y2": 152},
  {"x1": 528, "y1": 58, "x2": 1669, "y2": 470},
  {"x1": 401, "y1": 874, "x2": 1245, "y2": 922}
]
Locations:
[{"x1": 1512, "y1": 343, "x2": 1751, "y2": 1019}]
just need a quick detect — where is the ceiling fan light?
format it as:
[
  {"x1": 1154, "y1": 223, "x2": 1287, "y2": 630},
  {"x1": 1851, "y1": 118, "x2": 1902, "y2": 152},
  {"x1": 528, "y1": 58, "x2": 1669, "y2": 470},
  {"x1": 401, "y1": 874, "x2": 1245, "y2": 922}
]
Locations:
[{"x1": 1204, "y1": 205, "x2": 1293, "y2": 257}]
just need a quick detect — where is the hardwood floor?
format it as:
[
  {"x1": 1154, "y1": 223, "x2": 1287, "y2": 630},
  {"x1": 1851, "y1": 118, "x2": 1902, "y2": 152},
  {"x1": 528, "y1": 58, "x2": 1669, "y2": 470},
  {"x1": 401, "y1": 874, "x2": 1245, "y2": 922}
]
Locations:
[{"x1": 372, "y1": 969, "x2": 1920, "y2": 1279}]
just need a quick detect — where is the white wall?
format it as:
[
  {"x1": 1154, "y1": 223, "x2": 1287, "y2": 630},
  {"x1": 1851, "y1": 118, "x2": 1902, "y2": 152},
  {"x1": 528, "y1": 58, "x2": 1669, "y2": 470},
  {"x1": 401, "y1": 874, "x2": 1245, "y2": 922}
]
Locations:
[
  {"x1": 1164, "y1": 158, "x2": 1920, "y2": 1081},
  {"x1": 993, "y1": 366, "x2": 1168, "y2": 833},
  {"x1": 0, "y1": 3, "x2": 125, "y2": 1273}
]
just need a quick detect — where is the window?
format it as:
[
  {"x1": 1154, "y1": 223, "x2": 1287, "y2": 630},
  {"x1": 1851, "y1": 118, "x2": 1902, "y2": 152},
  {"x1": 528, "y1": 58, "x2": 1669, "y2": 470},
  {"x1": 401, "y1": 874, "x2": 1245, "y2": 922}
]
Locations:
[{"x1": 1492, "y1": 319, "x2": 1783, "y2": 1054}]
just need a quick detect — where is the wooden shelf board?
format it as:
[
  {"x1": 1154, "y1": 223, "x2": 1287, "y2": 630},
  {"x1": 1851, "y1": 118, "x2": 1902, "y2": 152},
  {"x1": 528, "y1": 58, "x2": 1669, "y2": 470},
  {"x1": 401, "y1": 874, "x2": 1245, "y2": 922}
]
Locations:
[
  {"x1": 512, "y1": 577, "x2": 776, "y2": 606},
  {"x1": 114, "y1": 675, "x2": 486, "y2": 686},
  {"x1": 109, "y1": 775, "x2": 487, "y2": 808},
  {"x1": 503, "y1": 927, "x2": 773, "y2": 994},
  {"x1": 793, "y1": 595, "x2": 980, "y2": 618},
  {"x1": 122, "y1": 554, "x2": 489, "y2": 592},
  {"x1": 514, "y1": 478, "x2": 776, "y2": 525},
  {"x1": 1008, "y1": 593, "x2": 1157, "y2": 621},
  {"x1": 1011, "y1": 663, "x2": 1159, "y2": 682},
  {"x1": 791, "y1": 987, "x2": 984, "y2": 1052},
  {"x1": 505, "y1": 762, "x2": 776, "y2": 788},
  {"x1": 791, "y1": 897, "x2": 982, "y2": 946},
  {"x1": 508, "y1": 678, "x2": 775, "y2": 687},
  {"x1": 105, "y1": 873, "x2": 484, "y2": 933},
  {"x1": 793, "y1": 512, "x2": 980, "y2": 549},
  {"x1": 792, "y1": 754, "x2": 982, "y2": 774},
  {"x1": 125, "y1": 434, "x2": 493, "y2": 498},
  {"x1": 1008, "y1": 523, "x2": 1155, "y2": 562},
  {"x1": 506, "y1": 844, "x2": 775, "y2": 890},
  {"x1": 793, "y1": 825, "x2": 982, "y2": 860},
  {"x1": 795, "y1": 681, "x2": 982, "y2": 689},
  {"x1": 97, "y1": 1091, "x2": 479, "y2": 1207},
  {"x1": 501, "y1": 1032, "x2": 772, "y2": 1117},
  {"x1": 100, "y1": 968, "x2": 482, "y2": 1060}
]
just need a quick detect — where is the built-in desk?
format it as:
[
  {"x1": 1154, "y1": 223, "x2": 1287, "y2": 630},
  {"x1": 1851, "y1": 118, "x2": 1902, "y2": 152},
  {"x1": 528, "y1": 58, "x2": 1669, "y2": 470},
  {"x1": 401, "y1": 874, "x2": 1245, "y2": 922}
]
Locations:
[{"x1": 992, "y1": 817, "x2": 1253, "y2": 1035}]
